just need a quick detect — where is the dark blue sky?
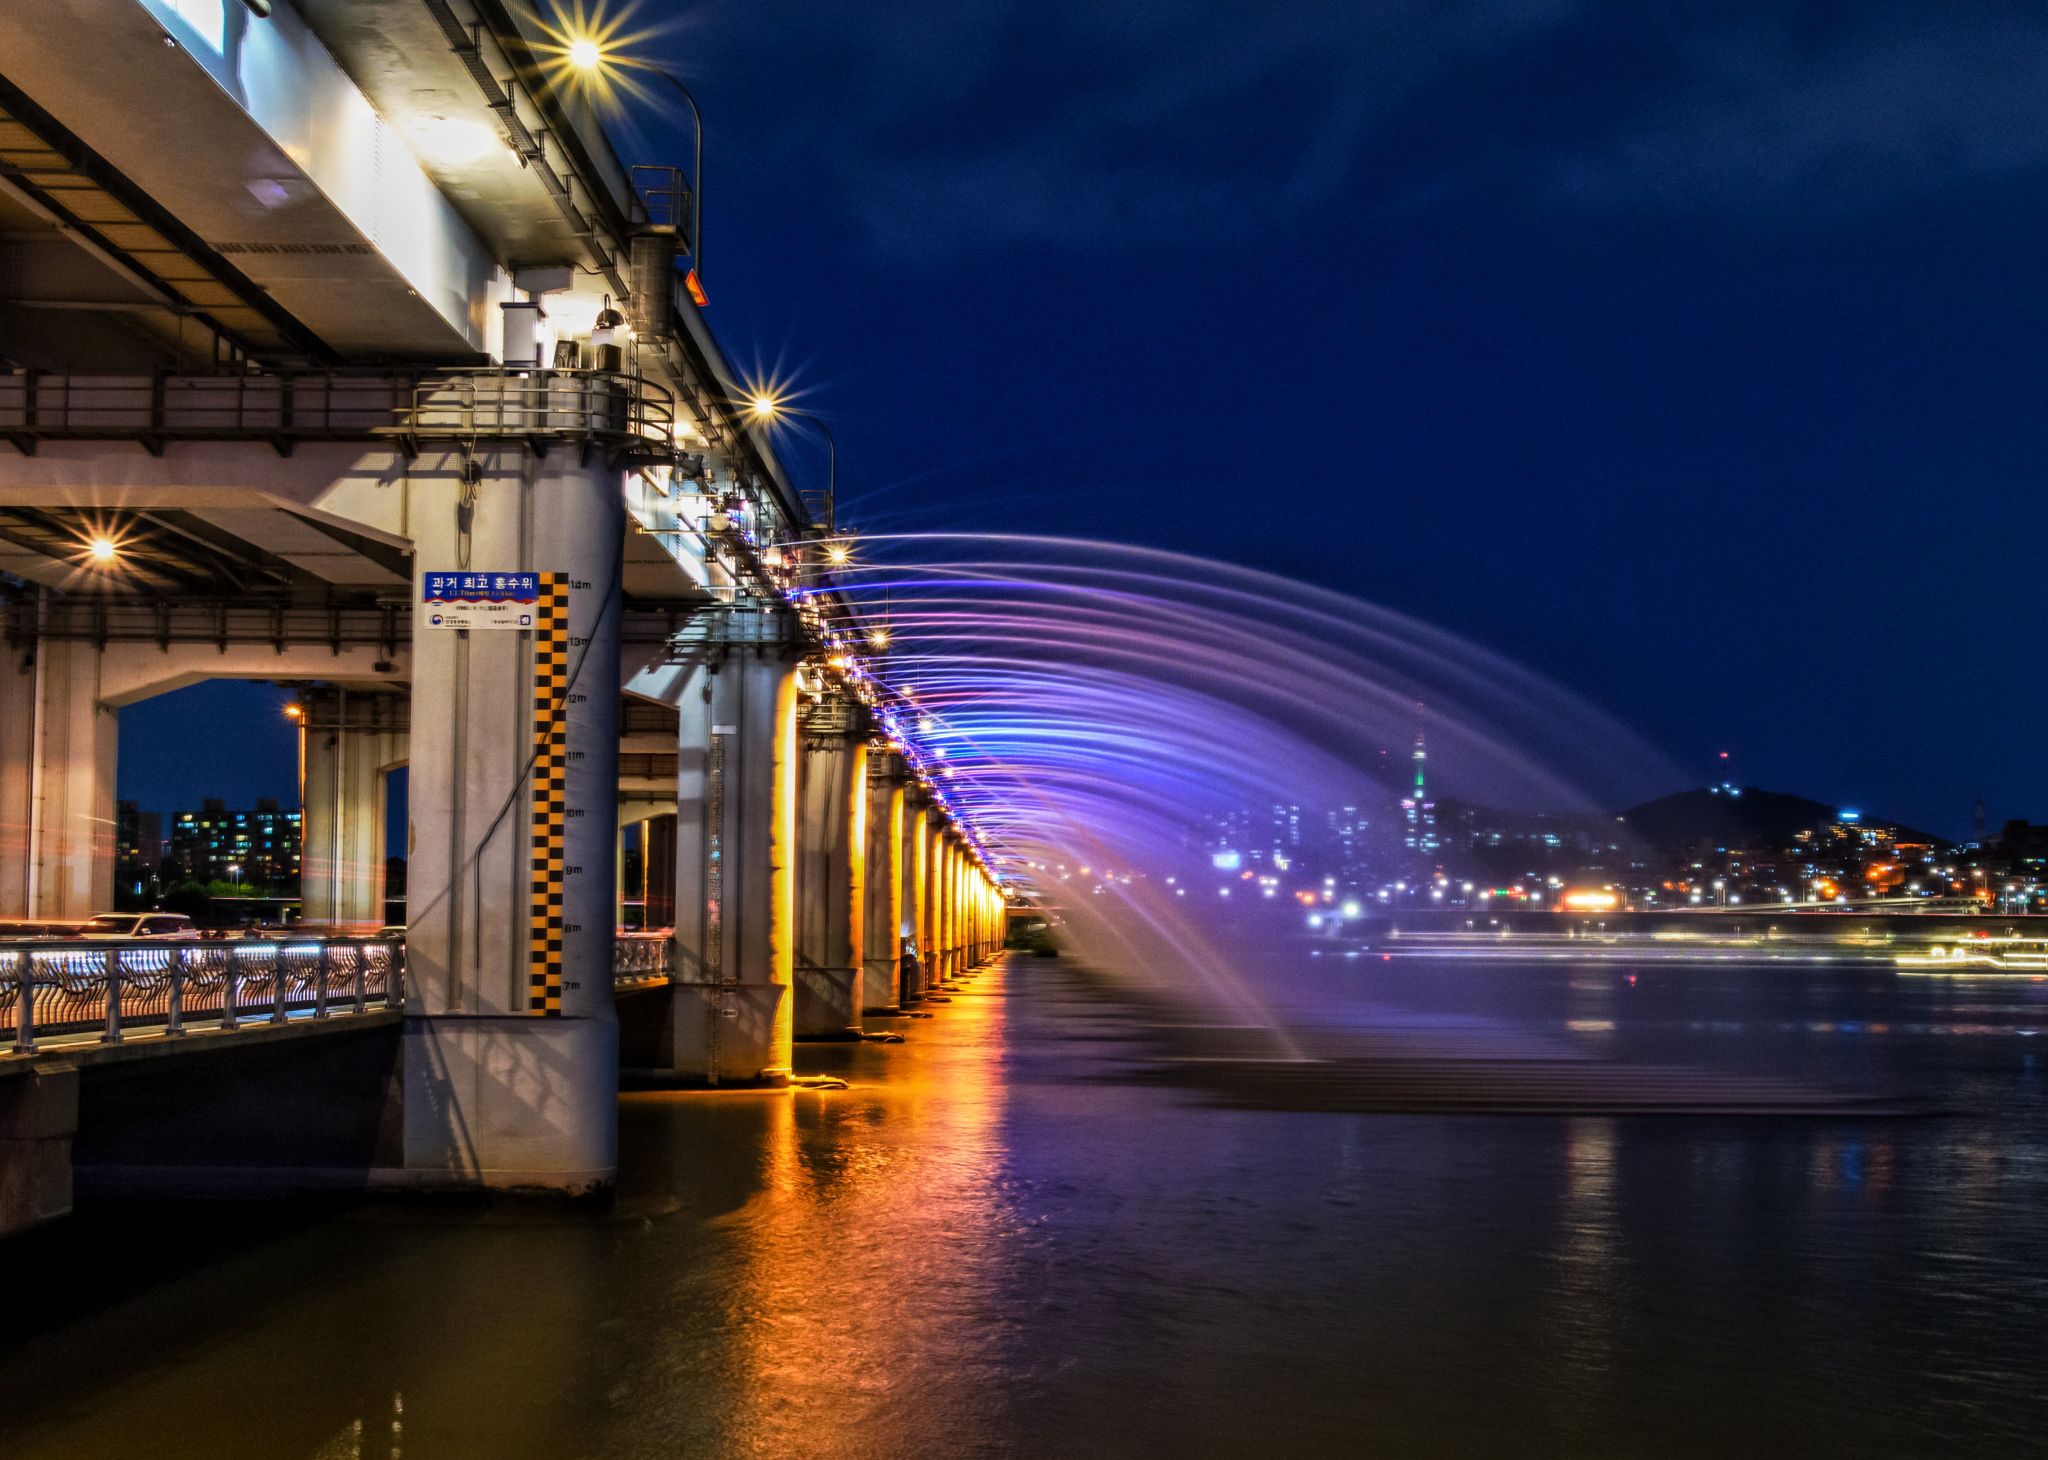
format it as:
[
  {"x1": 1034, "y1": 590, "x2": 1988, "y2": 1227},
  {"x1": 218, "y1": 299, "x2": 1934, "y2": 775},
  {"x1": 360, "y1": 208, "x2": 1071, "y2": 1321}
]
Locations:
[
  {"x1": 662, "y1": 0, "x2": 2048, "y2": 837},
  {"x1": 125, "y1": 1, "x2": 2048, "y2": 835}
]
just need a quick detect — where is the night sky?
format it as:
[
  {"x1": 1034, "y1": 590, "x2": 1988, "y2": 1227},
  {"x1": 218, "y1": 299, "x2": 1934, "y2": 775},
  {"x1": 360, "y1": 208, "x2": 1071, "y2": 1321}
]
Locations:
[{"x1": 124, "y1": 1, "x2": 2048, "y2": 836}]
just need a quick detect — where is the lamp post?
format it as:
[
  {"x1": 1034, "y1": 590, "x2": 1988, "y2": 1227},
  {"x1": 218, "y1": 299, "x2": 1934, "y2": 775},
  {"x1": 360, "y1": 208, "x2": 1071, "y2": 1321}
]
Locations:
[
  {"x1": 566, "y1": 40, "x2": 706, "y2": 283},
  {"x1": 741, "y1": 393, "x2": 838, "y2": 533}
]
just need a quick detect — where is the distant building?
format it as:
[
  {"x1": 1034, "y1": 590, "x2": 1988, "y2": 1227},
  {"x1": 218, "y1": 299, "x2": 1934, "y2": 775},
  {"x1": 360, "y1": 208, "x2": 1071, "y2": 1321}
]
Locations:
[
  {"x1": 1401, "y1": 725, "x2": 1438, "y2": 855},
  {"x1": 1996, "y1": 821, "x2": 2048, "y2": 862},
  {"x1": 168, "y1": 797, "x2": 302, "y2": 888},
  {"x1": 114, "y1": 800, "x2": 163, "y2": 896}
]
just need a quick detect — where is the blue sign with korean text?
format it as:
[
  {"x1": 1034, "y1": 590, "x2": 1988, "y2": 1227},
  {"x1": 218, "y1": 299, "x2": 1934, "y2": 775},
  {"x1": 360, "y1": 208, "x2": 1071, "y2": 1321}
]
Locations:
[
  {"x1": 423, "y1": 572, "x2": 540, "y2": 603},
  {"x1": 423, "y1": 571, "x2": 544, "y2": 630}
]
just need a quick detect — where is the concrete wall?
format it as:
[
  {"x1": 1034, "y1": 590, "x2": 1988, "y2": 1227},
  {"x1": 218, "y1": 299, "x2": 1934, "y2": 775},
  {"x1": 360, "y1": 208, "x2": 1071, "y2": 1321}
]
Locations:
[
  {"x1": 70, "y1": 1021, "x2": 404, "y2": 1191},
  {"x1": 0, "y1": 1065, "x2": 77, "y2": 1239}
]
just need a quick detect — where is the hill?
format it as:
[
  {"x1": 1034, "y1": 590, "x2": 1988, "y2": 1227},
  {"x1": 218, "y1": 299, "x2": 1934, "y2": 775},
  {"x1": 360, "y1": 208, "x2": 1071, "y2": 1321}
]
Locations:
[{"x1": 1614, "y1": 786, "x2": 1947, "y2": 852}]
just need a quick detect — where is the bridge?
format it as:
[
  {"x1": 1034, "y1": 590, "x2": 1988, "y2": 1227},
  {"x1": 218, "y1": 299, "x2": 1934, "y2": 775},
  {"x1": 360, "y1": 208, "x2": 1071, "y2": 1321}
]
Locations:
[{"x1": 0, "y1": 0, "x2": 1007, "y2": 1229}]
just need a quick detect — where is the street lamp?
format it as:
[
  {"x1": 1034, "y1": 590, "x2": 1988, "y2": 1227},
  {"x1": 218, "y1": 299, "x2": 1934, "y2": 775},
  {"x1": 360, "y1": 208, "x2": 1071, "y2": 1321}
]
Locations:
[
  {"x1": 563, "y1": 35, "x2": 706, "y2": 285},
  {"x1": 739, "y1": 392, "x2": 837, "y2": 532}
]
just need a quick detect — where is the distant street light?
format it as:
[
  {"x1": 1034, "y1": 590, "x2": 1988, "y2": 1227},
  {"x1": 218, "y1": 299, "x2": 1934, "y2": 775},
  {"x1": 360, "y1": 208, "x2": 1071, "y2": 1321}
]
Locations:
[{"x1": 85, "y1": 535, "x2": 119, "y2": 566}]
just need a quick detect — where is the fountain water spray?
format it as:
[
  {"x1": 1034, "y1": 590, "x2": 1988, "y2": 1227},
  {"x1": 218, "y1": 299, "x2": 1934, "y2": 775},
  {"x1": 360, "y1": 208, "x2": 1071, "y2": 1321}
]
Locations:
[{"x1": 820, "y1": 535, "x2": 1678, "y2": 1037}]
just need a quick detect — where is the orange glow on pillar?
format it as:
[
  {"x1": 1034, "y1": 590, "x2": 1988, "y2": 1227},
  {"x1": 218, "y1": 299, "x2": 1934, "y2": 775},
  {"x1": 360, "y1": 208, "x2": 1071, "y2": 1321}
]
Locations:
[
  {"x1": 846, "y1": 743, "x2": 869, "y2": 975},
  {"x1": 769, "y1": 667, "x2": 801, "y2": 1058}
]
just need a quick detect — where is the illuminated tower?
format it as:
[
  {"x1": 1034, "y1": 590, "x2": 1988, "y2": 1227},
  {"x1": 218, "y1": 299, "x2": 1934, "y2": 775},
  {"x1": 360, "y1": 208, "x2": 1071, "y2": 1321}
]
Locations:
[{"x1": 1400, "y1": 709, "x2": 1438, "y2": 855}]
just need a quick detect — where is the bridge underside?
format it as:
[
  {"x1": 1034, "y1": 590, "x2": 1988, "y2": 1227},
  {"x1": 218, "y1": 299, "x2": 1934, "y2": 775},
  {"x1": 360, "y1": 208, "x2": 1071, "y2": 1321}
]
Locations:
[
  {"x1": 0, "y1": 435, "x2": 1003, "y2": 1206},
  {"x1": 0, "y1": 0, "x2": 1006, "y2": 1208}
]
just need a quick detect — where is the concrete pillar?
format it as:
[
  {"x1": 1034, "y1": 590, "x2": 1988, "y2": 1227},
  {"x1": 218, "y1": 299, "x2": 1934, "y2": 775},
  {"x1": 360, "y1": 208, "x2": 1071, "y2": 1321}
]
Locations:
[
  {"x1": 966, "y1": 868, "x2": 980, "y2": 964},
  {"x1": 960, "y1": 848, "x2": 974, "y2": 968},
  {"x1": 947, "y1": 837, "x2": 964, "y2": 975},
  {"x1": 299, "y1": 691, "x2": 407, "y2": 930},
  {"x1": 861, "y1": 755, "x2": 905, "y2": 1014},
  {"x1": 0, "y1": 634, "x2": 115, "y2": 920},
  {"x1": 947, "y1": 837, "x2": 964, "y2": 977},
  {"x1": 794, "y1": 697, "x2": 866, "y2": 1040},
  {"x1": 901, "y1": 795, "x2": 929, "y2": 1002},
  {"x1": 401, "y1": 454, "x2": 622, "y2": 1195},
  {"x1": 924, "y1": 814, "x2": 945, "y2": 982},
  {"x1": 643, "y1": 812, "x2": 677, "y2": 928},
  {"x1": 665, "y1": 616, "x2": 802, "y2": 1083},
  {"x1": 933, "y1": 833, "x2": 953, "y2": 981},
  {"x1": 963, "y1": 857, "x2": 979, "y2": 965}
]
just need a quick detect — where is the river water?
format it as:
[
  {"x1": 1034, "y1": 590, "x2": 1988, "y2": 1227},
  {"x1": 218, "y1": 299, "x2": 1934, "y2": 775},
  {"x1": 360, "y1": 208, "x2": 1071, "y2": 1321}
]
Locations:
[{"x1": 2, "y1": 950, "x2": 2045, "y2": 1458}]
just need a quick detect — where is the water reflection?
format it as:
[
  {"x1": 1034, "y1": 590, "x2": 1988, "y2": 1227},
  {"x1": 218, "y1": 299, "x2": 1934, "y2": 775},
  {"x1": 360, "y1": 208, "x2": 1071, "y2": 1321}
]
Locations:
[
  {"x1": 3, "y1": 955, "x2": 2048, "y2": 1457},
  {"x1": 1543, "y1": 1119, "x2": 1621, "y2": 1437},
  {"x1": 596, "y1": 972, "x2": 1015, "y2": 1457}
]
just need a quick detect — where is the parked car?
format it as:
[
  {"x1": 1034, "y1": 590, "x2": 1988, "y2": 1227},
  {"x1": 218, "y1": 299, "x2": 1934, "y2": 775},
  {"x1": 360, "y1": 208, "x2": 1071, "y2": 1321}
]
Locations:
[{"x1": 76, "y1": 913, "x2": 199, "y2": 940}]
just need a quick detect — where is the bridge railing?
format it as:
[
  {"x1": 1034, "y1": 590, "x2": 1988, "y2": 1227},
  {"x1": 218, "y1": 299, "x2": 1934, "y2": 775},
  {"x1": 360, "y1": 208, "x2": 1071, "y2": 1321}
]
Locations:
[
  {"x1": 0, "y1": 367, "x2": 682, "y2": 458},
  {"x1": 4, "y1": 931, "x2": 679, "y2": 1055},
  {"x1": 613, "y1": 931, "x2": 675, "y2": 989},
  {"x1": 0, "y1": 938, "x2": 403, "y2": 1055},
  {"x1": 404, "y1": 370, "x2": 679, "y2": 456}
]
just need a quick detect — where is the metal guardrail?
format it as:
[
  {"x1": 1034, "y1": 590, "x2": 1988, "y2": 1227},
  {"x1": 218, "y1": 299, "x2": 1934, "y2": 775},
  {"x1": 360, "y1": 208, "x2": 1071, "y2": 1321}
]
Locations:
[
  {"x1": 613, "y1": 932, "x2": 676, "y2": 988},
  {"x1": 1, "y1": 938, "x2": 402, "y2": 1054},
  {"x1": 0, "y1": 367, "x2": 681, "y2": 458},
  {"x1": 403, "y1": 370, "x2": 677, "y2": 454},
  {"x1": 1, "y1": 932, "x2": 681, "y2": 1056}
]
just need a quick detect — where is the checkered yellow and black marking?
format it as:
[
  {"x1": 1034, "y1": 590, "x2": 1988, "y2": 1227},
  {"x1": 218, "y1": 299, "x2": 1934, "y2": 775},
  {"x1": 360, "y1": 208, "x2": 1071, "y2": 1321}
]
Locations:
[{"x1": 528, "y1": 573, "x2": 570, "y2": 1015}]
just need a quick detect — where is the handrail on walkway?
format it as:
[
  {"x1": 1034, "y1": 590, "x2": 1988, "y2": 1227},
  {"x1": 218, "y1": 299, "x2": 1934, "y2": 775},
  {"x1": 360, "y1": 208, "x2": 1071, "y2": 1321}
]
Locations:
[
  {"x1": 1, "y1": 932, "x2": 680, "y2": 1056},
  {"x1": 0, "y1": 367, "x2": 682, "y2": 459},
  {"x1": 0, "y1": 937, "x2": 403, "y2": 1055}
]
